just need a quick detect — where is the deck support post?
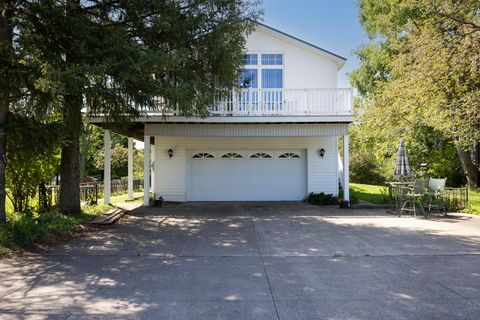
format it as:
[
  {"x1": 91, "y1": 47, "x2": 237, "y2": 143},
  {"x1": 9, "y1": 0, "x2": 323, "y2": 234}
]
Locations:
[
  {"x1": 343, "y1": 133, "x2": 350, "y2": 206},
  {"x1": 143, "y1": 135, "x2": 151, "y2": 206},
  {"x1": 103, "y1": 129, "x2": 111, "y2": 205},
  {"x1": 127, "y1": 137, "x2": 134, "y2": 200},
  {"x1": 151, "y1": 140, "x2": 156, "y2": 196}
]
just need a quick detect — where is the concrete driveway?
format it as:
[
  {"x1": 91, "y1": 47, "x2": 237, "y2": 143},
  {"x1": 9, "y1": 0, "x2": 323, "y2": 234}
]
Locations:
[{"x1": 1, "y1": 202, "x2": 480, "y2": 319}]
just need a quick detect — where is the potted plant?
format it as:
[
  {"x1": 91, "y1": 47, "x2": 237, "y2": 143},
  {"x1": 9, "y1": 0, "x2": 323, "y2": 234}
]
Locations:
[
  {"x1": 153, "y1": 196, "x2": 164, "y2": 207},
  {"x1": 338, "y1": 197, "x2": 349, "y2": 208}
]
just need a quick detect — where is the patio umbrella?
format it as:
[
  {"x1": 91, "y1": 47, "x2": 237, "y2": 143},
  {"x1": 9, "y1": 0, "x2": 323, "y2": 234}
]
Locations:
[{"x1": 394, "y1": 139, "x2": 410, "y2": 177}]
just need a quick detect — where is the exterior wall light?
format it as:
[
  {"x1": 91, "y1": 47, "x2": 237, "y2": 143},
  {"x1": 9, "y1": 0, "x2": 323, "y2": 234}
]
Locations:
[
  {"x1": 168, "y1": 149, "x2": 173, "y2": 159},
  {"x1": 319, "y1": 148, "x2": 325, "y2": 158}
]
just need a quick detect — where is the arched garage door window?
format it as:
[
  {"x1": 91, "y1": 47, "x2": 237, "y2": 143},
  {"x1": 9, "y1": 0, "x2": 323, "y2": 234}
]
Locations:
[
  {"x1": 279, "y1": 152, "x2": 301, "y2": 159},
  {"x1": 250, "y1": 152, "x2": 273, "y2": 159},
  {"x1": 221, "y1": 153, "x2": 243, "y2": 159},
  {"x1": 192, "y1": 153, "x2": 215, "y2": 159}
]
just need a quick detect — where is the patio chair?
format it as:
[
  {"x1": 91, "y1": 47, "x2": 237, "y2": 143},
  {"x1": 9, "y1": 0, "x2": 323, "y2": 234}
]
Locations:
[
  {"x1": 399, "y1": 180, "x2": 427, "y2": 218},
  {"x1": 387, "y1": 180, "x2": 414, "y2": 213},
  {"x1": 426, "y1": 178, "x2": 447, "y2": 215}
]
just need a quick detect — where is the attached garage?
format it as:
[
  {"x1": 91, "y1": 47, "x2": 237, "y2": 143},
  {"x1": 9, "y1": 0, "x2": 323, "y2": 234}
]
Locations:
[
  {"x1": 187, "y1": 150, "x2": 307, "y2": 201},
  {"x1": 151, "y1": 134, "x2": 343, "y2": 202}
]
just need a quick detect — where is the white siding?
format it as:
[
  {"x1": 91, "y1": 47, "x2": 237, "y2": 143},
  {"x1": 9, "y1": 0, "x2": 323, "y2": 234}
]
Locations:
[
  {"x1": 154, "y1": 136, "x2": 338, "y2": 202},
  {"x1": 145, "y1": 123, "x2": 348, "y2": 137},
  {"x1": 246, "y1": 29, "x2": 338, "y2": 88}
]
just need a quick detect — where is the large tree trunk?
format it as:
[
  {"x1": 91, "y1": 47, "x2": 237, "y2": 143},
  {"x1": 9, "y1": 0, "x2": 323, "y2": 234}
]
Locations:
[
  {"x1": 474, "y1": 142, "x2": 480, "y2": 169},
  {"x1": 79, "y1": 124, "x2": 91, "y2": 183},
  {"x1": 0, "y1": 5, "x2": 11, "y2": 224},
  {"x1": 0, "y1": 100, "x2": 7, "y2": 224},
  {"x1": 79, "y1": 129, "x2": 86, "y2": 184},
  {"x1": 59, "y1": 136, "x2": 81, "y2": 214},
  {"x1": 59, "y1": 94, "x2": 82, "y2": 214},
  {"x1": 59, "y1": 0, "x2": 82, "y2": 215},
  {"x1": 456, "y1": 145, "x2": 480, "y2": 188}
]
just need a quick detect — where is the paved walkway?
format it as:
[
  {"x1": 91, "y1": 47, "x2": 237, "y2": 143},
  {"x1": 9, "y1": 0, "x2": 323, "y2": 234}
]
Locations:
[{"x1": 1, "y1": 202, "x2": 480, "y2": 319}]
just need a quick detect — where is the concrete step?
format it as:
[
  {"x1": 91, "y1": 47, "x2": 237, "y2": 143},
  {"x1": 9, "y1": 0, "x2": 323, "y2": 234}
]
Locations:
[
  {"x1": 352, "y1": 200, "x2": 391, "y2": 210},
  {"x1": 90, "y1": 207, "x2": 127, "y2": 225}
]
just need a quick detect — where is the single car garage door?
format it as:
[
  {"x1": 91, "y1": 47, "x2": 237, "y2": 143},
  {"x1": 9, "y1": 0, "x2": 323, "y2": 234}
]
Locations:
[{"x1": 187, "y1": 150, "x2": 307, "y2": 201}]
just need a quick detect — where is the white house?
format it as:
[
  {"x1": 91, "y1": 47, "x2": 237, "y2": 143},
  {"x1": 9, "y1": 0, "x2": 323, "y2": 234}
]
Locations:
[{"x1": 89, "y1": 22, "x2": 354, "y2": 205}]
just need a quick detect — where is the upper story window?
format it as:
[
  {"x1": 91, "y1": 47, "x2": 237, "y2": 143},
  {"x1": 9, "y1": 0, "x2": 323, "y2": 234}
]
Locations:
[
  {"x1": 261, "y1": 54, "x2": 283, "y2": 65},
  {"x1": 241, "y1": 69, "x2": 258, "y2": 88},
  {"x1": 262, "y1": 69, "x2": 282, "y2": 88},
  {"x1": 240, "y1": 53, "x2": 283, "y2": 89},
  {"x1": 243, "y1": 54, "x2": 258, "y2": 66}
]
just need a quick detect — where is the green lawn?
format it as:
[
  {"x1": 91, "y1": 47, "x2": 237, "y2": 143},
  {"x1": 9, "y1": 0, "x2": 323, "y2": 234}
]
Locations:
[
  {"x1": 350, "y1": 183, "x2": 389, "y2": 204},
  {"x1": 350, "y1": 183, "x2": 480, "y2": 215},
  {"x1": 466, "y1": 188, "x2": 480, "y2": 215}
]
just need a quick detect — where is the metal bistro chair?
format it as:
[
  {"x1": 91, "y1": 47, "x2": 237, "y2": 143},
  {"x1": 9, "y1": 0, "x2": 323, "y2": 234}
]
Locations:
[
  {"x1": 426, "y1": 178, "x2": 447, "y2": 215},
  {"x1": 399, "y1": 180, "x2": 428, "y2": 218},
  {"x1": 387, "y1": 181, "x2": 413, "y2": 214}
]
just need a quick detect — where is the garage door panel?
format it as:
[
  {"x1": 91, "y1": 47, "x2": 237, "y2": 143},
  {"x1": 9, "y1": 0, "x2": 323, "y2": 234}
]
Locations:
[{"x1": 188, "y1": 150, "x2": 306, "y2": 201}]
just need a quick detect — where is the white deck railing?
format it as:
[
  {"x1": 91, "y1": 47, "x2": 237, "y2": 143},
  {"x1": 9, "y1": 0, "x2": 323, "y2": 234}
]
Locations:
[
  {"x1": 145, "y1": 88, "x2": 353, "y2": 117},
  {"x1": 88, "y1": 89, "x2": 353, "y2": 118},
  {"x1": 209, "y1": 88, "x2": 353, "y2": 116}
]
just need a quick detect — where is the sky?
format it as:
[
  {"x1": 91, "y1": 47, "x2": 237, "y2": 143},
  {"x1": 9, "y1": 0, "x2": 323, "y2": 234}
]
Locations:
[{"x1": 261, "y1": 0, "x2": 370, "y2": 88}]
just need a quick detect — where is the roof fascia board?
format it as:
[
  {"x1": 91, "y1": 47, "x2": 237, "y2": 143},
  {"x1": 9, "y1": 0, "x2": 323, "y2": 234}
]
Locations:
[{"x1": 254, "y1": 21, "x2": 346, "y2": 70}]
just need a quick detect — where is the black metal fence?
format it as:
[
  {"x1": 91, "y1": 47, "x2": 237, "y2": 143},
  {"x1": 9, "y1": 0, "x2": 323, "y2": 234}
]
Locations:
[
  {"x1": 39, "y1": 179, "x2": 143, "y2": 210},
  {"x1": 442, "y1": 187, "x2": 469, "y2": 211},
  {"x1": 387, "y1": 184, "x2": 469, "y2": 212},
  {"x1": 95, "y1": 179, "x2": 144, "y2": 196}
]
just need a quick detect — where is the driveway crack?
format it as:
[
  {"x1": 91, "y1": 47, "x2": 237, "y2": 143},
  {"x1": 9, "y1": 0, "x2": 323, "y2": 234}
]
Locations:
[{"x1": 249, "y1": 211, "x2": 280, "y2": 320}]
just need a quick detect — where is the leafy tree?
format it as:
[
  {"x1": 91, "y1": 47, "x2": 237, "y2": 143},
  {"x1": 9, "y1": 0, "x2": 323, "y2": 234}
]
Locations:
[
  {"x1": 82, "y1": 125, "x2": 128, "y2": 180},
  {"x1": 93, "y1": 144, "x2": 129, "y2": 179},
  {"x1": 351, "y1": 0, "x2": 479, "y2": 187},
  {"x1": 6, "y1": 115, "x2": 62, "y2": 213},
  {"x1": 350, "y1": 150, "x2": 388, "y2": 185},
  {"x1": 0, "y1": 1, "x2": 59, "y2": 223},
  {"x1": 133, "y1": 149, "x2": 144, "y2": 179},
  {"x1": 0, "y1": 2, "x2": 14, "y2": 223},
  {"x1": 3, "y1": 0, "x2": 260, "y2": 216}
]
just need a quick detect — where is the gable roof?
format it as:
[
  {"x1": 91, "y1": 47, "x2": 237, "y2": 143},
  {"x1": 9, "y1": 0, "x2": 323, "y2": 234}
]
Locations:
[{"x1": 253, "y1": 21, "x2": 347, "y2": 70}]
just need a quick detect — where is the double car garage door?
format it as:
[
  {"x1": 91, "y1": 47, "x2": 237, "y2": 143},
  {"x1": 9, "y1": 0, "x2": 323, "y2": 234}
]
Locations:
[{"x1": 188, "y1": 150, "x2": 307, "y2": 201}]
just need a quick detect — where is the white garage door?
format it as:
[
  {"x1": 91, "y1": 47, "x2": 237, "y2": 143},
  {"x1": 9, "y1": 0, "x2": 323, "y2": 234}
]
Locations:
[{"x1": 187, "y1": 150, "x2": 307, "y2": 201}]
